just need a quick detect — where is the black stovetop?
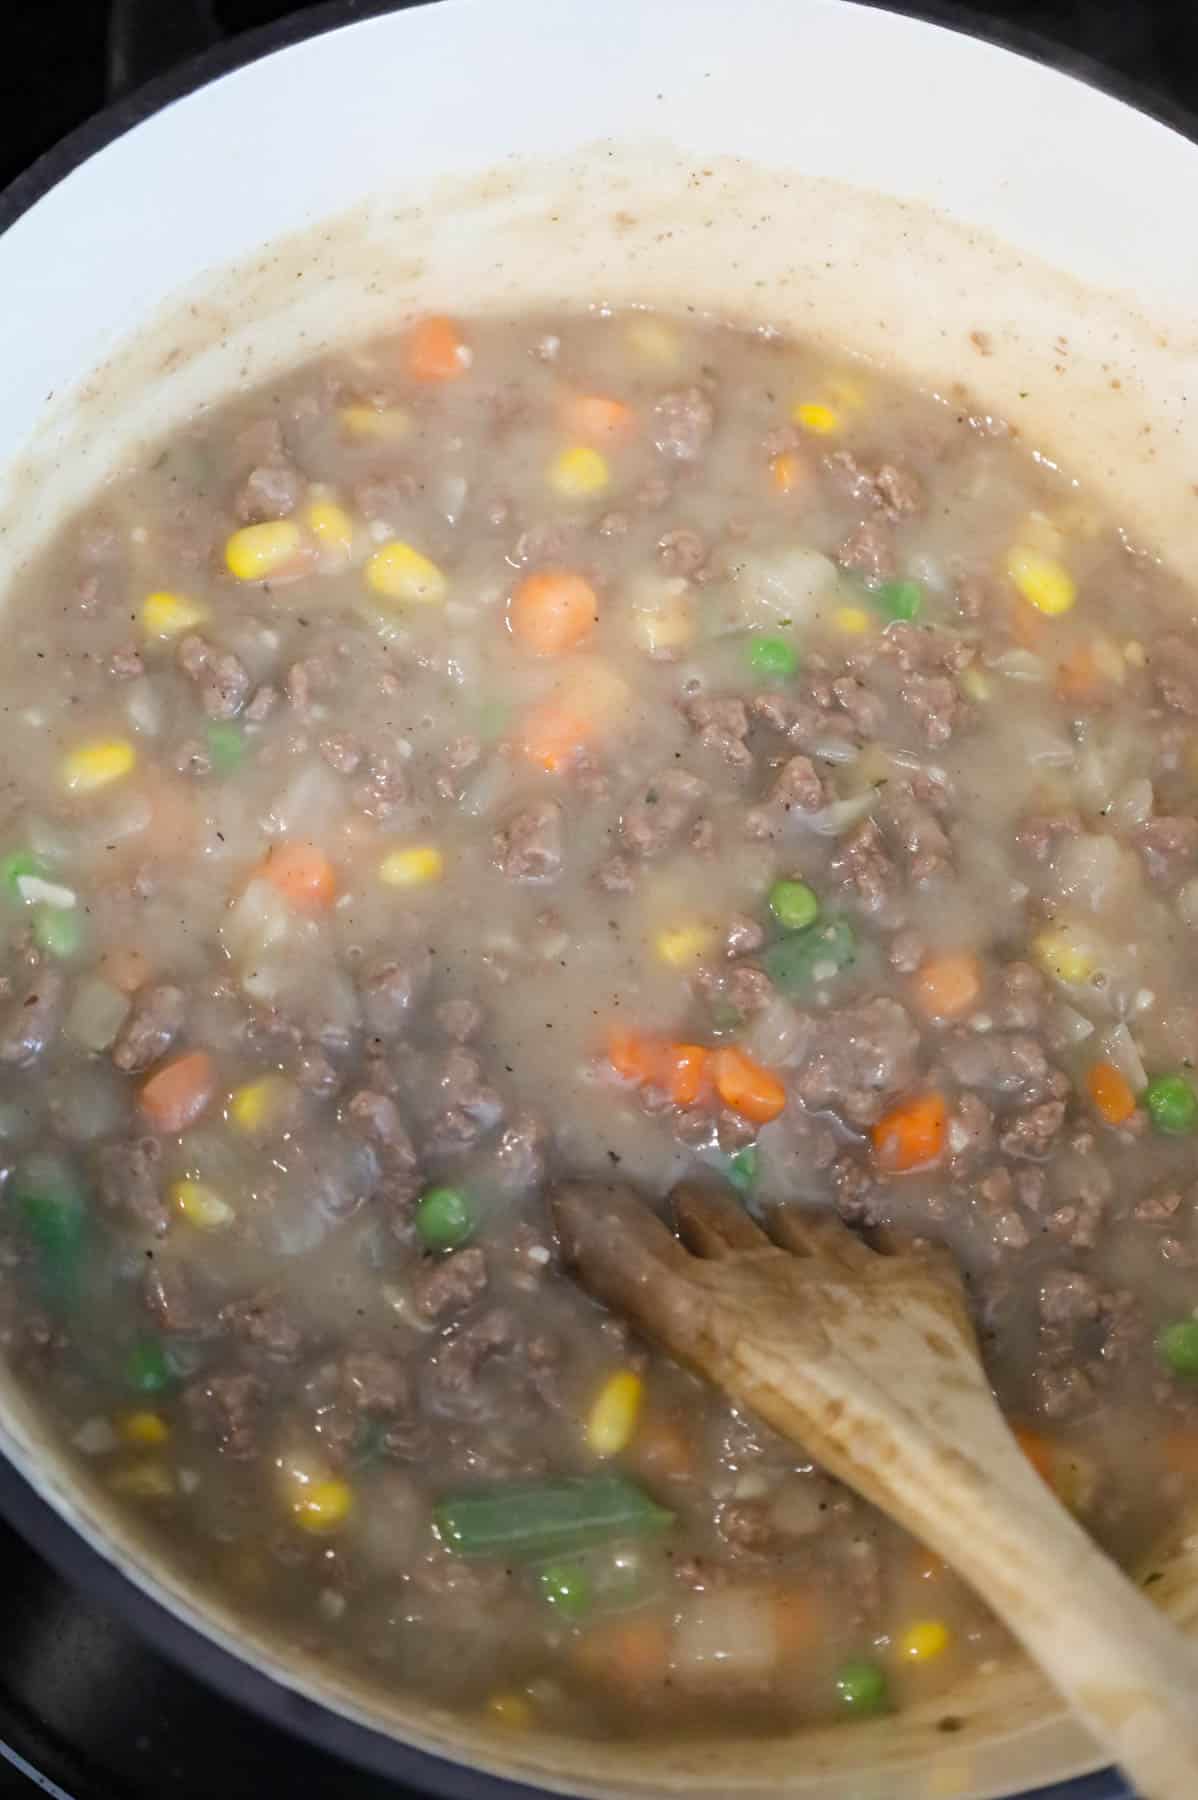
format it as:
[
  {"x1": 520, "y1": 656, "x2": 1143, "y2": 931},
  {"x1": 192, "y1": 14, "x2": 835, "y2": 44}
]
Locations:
[{"x1": 0, "y1": 3, "x2": 1193, "y2": 1795}]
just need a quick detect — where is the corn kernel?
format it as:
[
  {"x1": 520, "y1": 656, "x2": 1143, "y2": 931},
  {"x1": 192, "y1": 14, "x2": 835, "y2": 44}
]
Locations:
[
  {"x1": 292, "y1": 1477, "x2": 354, "y2": 1534},
  {"x1": 119, "y1": 1410, "x2": 170, "y2": 1448},
  {"x1": 63, "y1": 739, "x2": 136, "y2": 793},
  {"x1": 486, "y1": 1692, "x2": 535, "y2": 1730},
  {"x1": 586, "y1": 1369, "x2": 644, "y2": 1457},
  {"x1": 141, "y1": 590, "x2": 208, "y2": 638},
  {"x1": 625, "y1": 317, "x2": 680, "y2": 367},
  {"x1": 306, "y1": 498, "x2": 353, "y2": 559},
  {"x1": 960, "y1": 666, "x2": 991, "y2": 703},
  {"x1": 225, "y1": 520, "x2": 306, "y2": 582},
  {"x1": 1033, "y1": 929, "x2": 1094, "y2": 986},
  {"x1": 172, "y1": 1178, "x2": 235, "y2": 1230},
  {"x1": 365, "y1": 540, "x2": 447, "y2": 606},
  {"x1": 632, "y1": 596, "x2": 693, "y2": 655},
  {"x1": 792, "y1": 401, "x2": 840, "y2": 436},
  {"x1": 110, "y1": 1459, "x2": 175, "y2": 1499},
  {"x1": 832, "y1": 606, "x2": 872, "y2": 636},
  {"x1": 228, "y1": 1075, "x2": 292, "y2": 1134},
  {"x1": 899, "y1": 1619, "x2": 951, "y2": 1662},
  {"x1": 654, "y1": 923, "x2": 716, "y2": 967},
  {"x1": 338, "y1": 404, "x2": 410, "y2": 440},
  {"x1": 1006, "y1": 545, "x2": 1077, "y2": 616},
  {"x1": 549, "y1": 445, "x2": 610, "y2": 498},
  {"x1": 769, "y1": 451, "x2": 803, "y2": 495},
  {"x1": 378, "y1": 845, "x2": 445, "y2": 888}
]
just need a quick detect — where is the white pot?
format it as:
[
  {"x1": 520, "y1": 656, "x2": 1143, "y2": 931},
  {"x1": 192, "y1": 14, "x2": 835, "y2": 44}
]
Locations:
[{"x1": 1, "y1": 3, "x2": 1196, "y2": 1796}]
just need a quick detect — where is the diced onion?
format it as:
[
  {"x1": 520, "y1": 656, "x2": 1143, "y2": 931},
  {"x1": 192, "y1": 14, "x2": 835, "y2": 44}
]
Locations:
[
  {"x1": 1107, "y1": 777, "x2": 1154, "y2": 831},
  {"x1": 792, "y1": 788, "x2": 878, "y2": 837},
  {"x1": 65, "y1": 978, "x2": 130, "y2": 1052},
  {"x1": 1178, "y1": 876, "x2": 1198, "y2": 929},
  {"x1": 673, "y1": 1588, "x2": 777, "y2": 1688},
  {"x1": 989, "y1": 648, "x2": 1046, "y2": 682},
  {"x1": 1099, "y1": 1021, "x2": 1148, "y2": 1094},
  {"x1": 1050, "y1": 1003, "x2": 1096, "y2": 1047},
  {"x1": 16, "y1": 875, "x2": 75, "y2": 910},
  {"x1": 742, "y1": 998, "x2": 815, "y2": 1067}
]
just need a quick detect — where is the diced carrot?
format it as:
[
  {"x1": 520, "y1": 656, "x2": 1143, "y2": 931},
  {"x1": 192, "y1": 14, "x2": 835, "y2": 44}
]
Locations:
[
  {"x1": 519, "y1": 700, "x2": 592, "y2": 773},
  {"x1": 913, "y1": 951, "x2": 982, "y2": 1023},
  {"x1": 1085, "y1": 1060, "x2": 1137, "y2": 1127},
  {"x1": 632, "y1": 1408, "x2": 697, "y2": 1487},
  {"x1": 1163, "y1": 1429, "x2": 1198, "y2": 1477},
  {"x1": 1013, "y1": 1425, "x2": 1056, "y2": 1489},
  {"x1": 404, "y1": 314, "x2": 469, "y2": 383},
  {"x1": 607, "y1": 1028, "x2": 663, "y2": 1086},
  {"x1": 769, "y1": 451, "x2": 805, "y2": 496},
  {"x1": 573, "y1": 1613, "x2": 672, "y2": 1695},
  {"x1": 664, "y1": 1043, "x2": 711, "y2": 1108},
  {"x1": 509, "y1": 569, "x2": 598, "y2": 657},
  {"x1": 258, "y1": 842, "x2": 337, "y2": 913},
  {"x1": 772, "y1": 1585, "x2": 820, "y2": 1661},
  {"x1": 139, "y1": 1050, "x2": 216, "y2": 1134},
  {"x1": 1010, "y1": 595, "x2": 1049, "y2": 652},
  {"x1": 871, "y1": 1092, "x2": 947, "y2": 1173},
  {"x1": 565, "y1": 393, "x2": 635, "y2": 441},
  {"x1": 712, "y1": 1046, "x2": 786, "y2": 1125},
  {"x1": 98, "y1": 948, "x2": 152, "y2": 994},
  {"x1": 1056, "y1": 644, "x2": 1103, "y2": 706}
]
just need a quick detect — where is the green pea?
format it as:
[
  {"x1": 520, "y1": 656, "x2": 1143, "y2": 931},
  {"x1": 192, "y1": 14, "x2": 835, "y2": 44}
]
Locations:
[
  {"x1": 206, "y1": 721, "x2": 246, "y2": 776},
  {"x1": 1158, "y1": 1320, "x2": 1198, "y2": 1377},
  {"x1": 416, "y1": 1185, "x2": 475, "y2": 1251},
  {"x1": 10, "y1": 1150, "x2": 87, "y2": 1301},
  {"x1": 747, "y1": 636, "x2": 799, "y2": 681},
  {"x1": 768, "y1": 879, "x2": 820, "y2": 934},
  {"x1": 763, "y1": 915, "x2": 856, "y2": 994},
  {"x1": 728, "y1": 1145, "x2": 758, "y2": 1194},
  {"x1": 537, "y1": 1561, "x2": 593, "y2": 1620},
  {"x1": 871, "y1": 580, "x2": 922, "y2": 622},
  {"x1": 33, "y1": 905, "x2": 82, "y2": 960},
  {"x1": 834, "y1": 1659, "x2": 889, "y2": 1715},
  {"x1": 0, "y1": 850, "x2": 49, "y2": 900},
  {"x1": 1145, "y1": 1073, "x2": 1198, "y2": 1136},
  {"x1": 125, "y1": 1338, "x2": 172, "y2": 1395}
]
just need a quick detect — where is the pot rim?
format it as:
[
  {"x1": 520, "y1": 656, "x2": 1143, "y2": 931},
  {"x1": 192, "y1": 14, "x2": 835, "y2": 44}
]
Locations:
[{"x1": 0, "y1": 2, "x2": 1184, "y2": 1795}]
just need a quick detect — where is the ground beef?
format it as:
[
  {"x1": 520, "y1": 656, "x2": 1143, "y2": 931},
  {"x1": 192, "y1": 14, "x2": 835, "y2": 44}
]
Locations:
[
  {"x1": 993, "y1": 962, "x2": 1046, "y2": 1032},
  {"x1": 0, "y1": 968, "x2": 63, "y2": 1068},
  {"x1": 435, "y1": 998, "x2": 483, "y2": 1043},
  {"x1": 422, "y1": 1307, "x2": 523, "y2": 1417},
  {"x1": 245, "y1": 684, "x2": 278, "y2": 723},
  {"x1": 234, "y1": 462, "x2": 302, "y2": 524},
  {"x1": 95, "y1": 1135, "x2": 167, "y2": 1235},
  {"x1": 422, "y1": 1048, "x2": 505, "y2": 1155},
  {"x1": 999, "y1": 1100, "x2": 1068, "y2": 1162},
  {"x1": 1039, "y1": 1267, "x2": 1102, "y2": 1327},
  {"x1": 318, "y1": 1347, "x2": 412, "y2": 1416},
  {"x1": 745, "y1": 755, "x2": 825, "y2": 838},
  {"x1": 826, "y1": 450, "x2": 923, "y2": 520},
  {"x1": 1015, "y1": 811, "x2": 1083, "y2": 862},
  {"x1": 829, "y1": 819, "x2": 902, "y2": 919},
  {"x1": 652, "y1": 387, "x2": 714, "y2": 462},
  {"x1": 359, "y1": 950, "x2": 432, "y2": 1037},
  {"x1": 1132, "y1": 816, "x2": 1198, "y2": 882},
  {"x1": 939, "y1": 1030, "x2": 1061, "y2": 1105},
  {"x1": 725, "y1": 913, "x2": 766, "y2": 957},
  {"x1": 346, "y1": 1090, "x2": 419, "y2": 1177},
  {"x1": 621, "y1": 770, "x2": 707, "y2": 856},
  {"x1": 830, "y1": 676, "x2": 886, "y2": 737},
  {"x1": 110, "y1": 984, "x2": 186, "y2": 1074},
  {"x1": 683, "y1": 697, "x2": 752, "y2": 768},
  {"x1": 794, "y1": 996, "x2": 921, "y2": 1127},
  {"x1": 183, "y1": 1370, "x2": 266, "y2": 1458},
  {"x1": 143, "y1": 1260, "x2": 206, "y2": 1335},
  {"x1": 972, "y1": 1166, "x2": 1030, "y2": 1250},
  {"x1": 596, "y1": 853, "x2": 635, "y2": 893},
  {"x1": 493, "y1": 801, "x2": 564, "y2": 881},
  {"x1": 108, "y1": 644, "x2": 144, "y2": 679},
  {"x1": 888, "y1": 927, "x2": 926, "y2": 973},
  {"x1": 177, "y1": 635, "x2": 251, "y2": 719},
  {"x1": 1151, "y1": 634, "x2": 1198, "y2": 716},
  {"x1": 899, "y1": 672, "x2": 963, "y2": 746},
  {"x1": 948, "y1": 1092, "x2": 995, "y2": 1171},
  {"x1": 434, "y1": 736, "x2": 482, "y2": 801},
  {"x1": 413, "y1": 1247, "x2": 489, "y2": 1319},
  {"x1": 318, "y1": 732, "x2": 362, "y2": 774},
  {"x1": 876, "y1": 780, "x2": 952, "y2": 883},
  {"x1": 836, "y1": 520, "x2": 896, "y2": 583},
  {"x1": 657, "y1": 529, "x2": 707, "y2": 575},
  {"x1": 490, "y1": 1112, "x2": 548, "y2": 1194},
  {"x1": 221, "y1": 1290, "x2": 305, "y2": 1361}
]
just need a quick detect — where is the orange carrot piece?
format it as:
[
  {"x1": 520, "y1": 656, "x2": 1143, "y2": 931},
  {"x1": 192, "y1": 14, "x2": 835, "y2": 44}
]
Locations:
[
  {"x1": 1056, "y1": 644, "x2": 1103, "y2": 706},
  {"x1": 712, "y1": 1046, "x2": 786, "y2": 1125},
  {"x1": 1085, "y1": 1060, "x2": 1137, "y2": 1127},
  {"x1": 404, "y1": 314, "x2": 469, "y2": 383},
  {"x1": 633, "y1": 1410, "x2": 697, "y2": 1486},
  {"x1": 871, "y1": 1091, "x2": 947, "y2": 1172},
  {"x1": 772, "y1": 1585, "x2": 820, "y2": 1661},
  {"x1": 258, "y1": 842, "x2": 337, "y2": 913},
  {"x1": 664, "y1": 1043, "x2": 711, "y2": 1108},
  {"x1": 98, "y1": 948, "x2": 152, "y2": 994},
  {"x1": 1163, "y1": 1429, "x2": 1198, "y2": 1477},
  {"x1": 519, "y1": 699, "x2": 591, "y2": 772},
  {"x1": 1014, "y1": 1425, "x2": 1056, "y2": 1489},
  {"x1": 139, "y1": 1050, "x2": 216, "y2": 1134},
  {"x1": 573, "y1": 1613, "x2": 672, "y2": 1694},
  {"x1": 913, "y1": 951, "x2": 982, "y2": 1023},
  {"x1": 565, "y1": 393, "x2": 635, "y2": 441},
  {"x1": 509, "y1": 569, "x2": 598, "y2": 657},
  {"x1": 769, "y1": 451, "x2": 804, "y2": 496},
  {"x1": 607, "y1": 1028, "x2": 663, "y2": 1086}
]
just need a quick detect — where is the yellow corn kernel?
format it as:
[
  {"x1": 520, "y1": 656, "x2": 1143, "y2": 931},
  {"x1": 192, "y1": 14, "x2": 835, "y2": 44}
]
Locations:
[
  {"x1": 899, "y1": 1618, "x2": 951, "y2": 1662},
  {"x1": 172, "y1": 1178, "x2": 235, "y2": 1230},
  {"x1": 378, "y1": 845, "x2": 445, "y2": 888},
  {"x1": 338, "y1": 404, "x2": 410, "y2": 440},
  {"x1": 1033, "y1": 929, "x2": 1094, "y2": 986},
  {"x1": 119, "y1": 1410, "x2": 170, "y2": 1448},
  {"x1": 1006, "y1": 545, "x2": 1077, "y2": 616},
  {"x1": 832, "y1": 605, "x2": 872, "y2": 637},
  {"x1": 110, "y1": 1459, "x2": 175, "y2": 1500},
  {"x1": 654, "y1": 923, "x2": 716, "y2": 968},
  {"x1": 633, "y1": 596, "x2": 693, "y2": 655},
  {"x1": 1123, "y1": 639, "x2": 1146, "y2": 669},
  {"x1": 292, "y1": 1477, "x2": 354, "y2": 1534},
  {"x1": 625, "y1": 317, "x2": 680, "y2": 368},
  {"x1": 792, "y1": 401, "x2": 840, "y2": 436},
  {"x1": 141, "y1": 590, "x2": 208, "y2": 638},
  {"x1": 228, "y1": 1074, "x2": 292, "y2": 1134},
  {"x1": 225, "y1": 520, "x2": 305, "y2": 582},
  {"x1": 548, "y1": 445, "x2": 610, "y2": 498},
  {"x1": 306, "y1": 497, "x2": 353, "y2": 558},
  {"x1": 486, "y1": 1692, "x2": 535, "y2": 1730},
  {"x1": 365, "y1": 540, "x2": 447, "y2": 606},
  {"x1": 586, "y1": 1369, "x2": 644, "y2": 1458},
  {"x1": 960, "y1": 666, "x2": 992, "y2": 703},
  {"x1": 63, "y1": 739, "x2": 136, "y2": 793}
]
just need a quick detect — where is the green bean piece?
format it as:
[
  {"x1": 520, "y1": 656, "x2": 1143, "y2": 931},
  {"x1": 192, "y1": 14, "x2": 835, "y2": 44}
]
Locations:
[
  {"x1": 33, "y1": 905, "x2": 82, "y2": 960},
  {"x1": 206, "y1": 721, "x2": 247, "y2": 776},
  {"x1": 125, "y1": 1337, "x2": 172, "y2": 1395},
  {"x1": 434, "y1": 1474, "x2": 673, "y2": 1561},
  {"x1": 9, "y1": 1150, "x2": 87, "y2": 1302},
  {"x1": 763, "y1": 916, "x2": 856, "y2": 993},
  {"x1": 728, "y1": 1144, "x2": 759, "y2": 1194},
  {"x1": 537, "y1": 1561, "x2": 593, "y2": 1620}
]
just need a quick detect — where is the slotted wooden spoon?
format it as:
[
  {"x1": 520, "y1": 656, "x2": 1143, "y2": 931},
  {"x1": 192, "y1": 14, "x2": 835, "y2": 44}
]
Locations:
[{"x1": 551, "y1": 1178, "x2": 1198, "y2": 1800}]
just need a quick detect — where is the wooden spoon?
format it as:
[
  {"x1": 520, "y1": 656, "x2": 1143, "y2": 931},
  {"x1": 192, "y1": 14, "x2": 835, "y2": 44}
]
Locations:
[{"x1": 551, "y1": 1177, "x2": 1198, "y2": 1800}]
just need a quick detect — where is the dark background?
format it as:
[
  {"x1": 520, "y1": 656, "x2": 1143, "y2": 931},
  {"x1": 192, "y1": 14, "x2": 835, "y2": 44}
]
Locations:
[{"x1": 0, "y1": 2, "x2": 1189, "y2": 1796}]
